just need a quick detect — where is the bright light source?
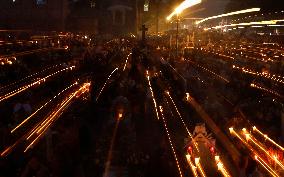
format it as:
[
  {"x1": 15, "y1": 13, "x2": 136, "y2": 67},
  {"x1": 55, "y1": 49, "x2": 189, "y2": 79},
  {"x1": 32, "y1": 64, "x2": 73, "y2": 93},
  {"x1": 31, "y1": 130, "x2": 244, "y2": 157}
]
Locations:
[
  {"x1": 229, "y1": 127, "x2": 233, "y2": 133},
  {"x1": 196, "y1": 8, "x2": 260, "y2": 24},
  {"x1": 195, "y1": 157, "x2": 200, "y2": 164},
  {"x1": 166, "y1": 0, "x2": 202, "y2": 21}
]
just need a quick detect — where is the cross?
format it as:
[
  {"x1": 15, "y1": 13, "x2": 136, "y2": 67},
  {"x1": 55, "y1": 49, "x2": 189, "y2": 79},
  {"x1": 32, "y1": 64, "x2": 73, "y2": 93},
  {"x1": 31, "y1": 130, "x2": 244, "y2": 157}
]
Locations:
[{"x1": 140, "y1": 24, "x2": 148, "y2": 41}]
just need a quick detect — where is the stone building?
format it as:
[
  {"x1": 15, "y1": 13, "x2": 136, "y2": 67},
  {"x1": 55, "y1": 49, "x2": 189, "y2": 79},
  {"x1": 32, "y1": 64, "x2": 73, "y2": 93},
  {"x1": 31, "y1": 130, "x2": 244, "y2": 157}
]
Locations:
[{"x1": 0, "y1": 0, "x2": 69, "y2": 31}]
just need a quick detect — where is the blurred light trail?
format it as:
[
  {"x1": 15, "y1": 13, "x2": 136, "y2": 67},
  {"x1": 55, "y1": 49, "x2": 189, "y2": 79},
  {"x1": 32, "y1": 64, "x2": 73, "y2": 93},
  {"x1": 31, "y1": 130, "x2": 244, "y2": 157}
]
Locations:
[
  {"x1": 24, "y1": 82, "x2": 90, "y2": 152},
  {"x1": 1, "y1": 82, "x2": 90, "y2": 156},
  {"x1": 0, "y1": 64, "x2": 62, "y2": 92},
  {"x1": 103, "y1": 117, "x2": 120, "y2": 177},
  {"x1": 250, "y1": 83, "x2": 283, "y2": 98},
  {"x1": 255, "y1": 155, "x2": 280, "y2": 177},
  {"x1": 159, "y1": 106, "x2": 183, "y2": 177},
  {"x1": 233, "y1": 65, "x2": 284, "y2": 84},
  {"x1": 1, "y1": 136, "x2": 24, "y2": 157},
  {"x1": 11, "y1": 82, "x2": 78, "y2": 133},
  {"x1": 198, "y1": 48, "x2": 234, "y2": 60},
  {"x1": 165, "y1": 91, "x2": 199, "y2": 152},
  {"x1": 252, "y1": 126, "x2": 284, "y2": 151},
  {"x1": 163, "y1": 58, "x2": 186, "y2": 82},
  {"x1": 0, "y1": 48, "x2": 64, "y2": 59},
  {"x1": 0, "y1": 66, "x2": 75, "y2": 103},
  {"x1": 214, "y1": 156, "x2": 231, "y2": 177},
  {"x1": 146, "y1": 70, "x2": 159, "y2": 120},
  {"x1": 123, "y1": 52, "x2": 132, "y2": 71},
  {"x1": 229, "y1": 128, "x2": 279, "y2": 176},
  {"x1": 166, "y1": 0, "x2": 202, "y2": 21},
  {"x1": 196, "y1": 8, "x2": 260, "y2": 24},
  {"x1": 205, "y1": 19, "x2": 284, "y2": 30},
  {"x1": 186, "y1": 154, "x2": 199, "y2": 177},
  {"x1": 188, "y1": 60, "x2": 229, "y2": 83},
  {"x1": 242, "y1": 130, "x2": 284, "y2": 170},
  {"x1": 96, "y1": 68, "x2": 118, "y2": 102},
  {"x1": 194, "y1": 157, "x2": 207, "y2": 177}
]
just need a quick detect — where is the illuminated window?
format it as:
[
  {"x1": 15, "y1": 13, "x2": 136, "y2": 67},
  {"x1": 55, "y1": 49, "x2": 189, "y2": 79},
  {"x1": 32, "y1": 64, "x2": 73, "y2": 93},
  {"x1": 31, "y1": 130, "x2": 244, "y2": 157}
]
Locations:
[
  {"x1": 37, "y1": 0, "x2": 47, "y2": 5},
  {"x1": 90, "y1": 1, "x2": 96, "y2": 8}
]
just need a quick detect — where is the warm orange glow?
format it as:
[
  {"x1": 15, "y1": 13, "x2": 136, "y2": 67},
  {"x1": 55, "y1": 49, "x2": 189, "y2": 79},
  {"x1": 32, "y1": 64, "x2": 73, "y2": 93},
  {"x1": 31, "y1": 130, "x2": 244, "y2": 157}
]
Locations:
[
  {"x1": 146, "y1": 71, "x2": 159, "y2": 120},
  {"x1": 196, "y1": 8, "x2": 260, "y2": 24},
  {"x1": 167, "y1": 0, "x2": 202, "y2": 21},
  {"x1": 159, "y1": 106, "x2": 183, "y2": 177},
  {"x1": 186, "y1": 154, "x2": 198, "y2": 177},
  {"x1": 253, "y1": 126, "x2": 284, "y2": 151},
  {"x1": 165, "y1": 91, "x2": 199, "y2": 152}
]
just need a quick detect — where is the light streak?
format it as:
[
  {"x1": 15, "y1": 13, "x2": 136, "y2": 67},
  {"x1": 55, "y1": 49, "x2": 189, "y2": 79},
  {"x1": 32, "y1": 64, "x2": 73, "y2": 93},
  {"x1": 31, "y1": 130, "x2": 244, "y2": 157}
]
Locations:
[
  {"x1": 205, "y1": 19, "x2": 284, "y2": 30},
  {"x1": 146, "y1": 70, "x2": 159, "y2": 120},
  {"x1": 103, "y1": 117, "x2": 120, "y2": 177},
  {"x1": 123, "y1": 52, "x2": 132, "y2": 71},
  {"x1": 268, "y1": 25, "x2": 284, "y2": 27},
  {"x1": 1, "y1": 82, "x2": 90, "y2": 156},
  {"x1": 195, "y1": 157, "x2": 207, "y2": 177},
  {"x1": 252, "y1": 126, "x2": 284, "y2": 151},
  {"x1": 229, "y1": 127, "x2": 280, "y2": 176},
  {"x1": 164, "y1": 59, "x2": 186, "y2": 82},
  {"x1": 165, "y1": 91, "x2": 199, "y2": 152},
  {"x1": 0, "y1": 64, "x2": 62, "y2": 92},
  {"x1": 11, "y1": 82, "x2": 78, "y2": 133},
  {"x1": 0, "y1": 66, "x2": 75, "y2": 103},
  {"x1": 243, "y1": 131, "x2": 284, "y2": 170},
  {"x1": 166, "y1": 0, "x2": 202, "y2": 21},
  {"x1": 215, "y1": 156, "x2": 231, "y2": 177},
  {"x1": 186, "y1": 154, "x2": 199, "y2": 177},
  {"x1": 255, "y1": 155, "x2": 279, "y2": 177},
  {"x1": 159, "y1": 106, "x2": 183, "y2": 177},
  {"x1": 196, "y1": 8, "x2": 260, "y2": 24},
  {"x1": 188, "y1": 60, "x2": 229, "y2": 83},
  {"x1": 96, "y1": 68, "x2": 118, "y2": 102},
  {"x1": 250, "y1": 83, "x2": 283, "y2": 98},
  {"x1": 0, "y1": 48, "x2": 60, "y2": 59},
  {"x1": 24, "y1": 82, "x2": 90, "y2": 151}
]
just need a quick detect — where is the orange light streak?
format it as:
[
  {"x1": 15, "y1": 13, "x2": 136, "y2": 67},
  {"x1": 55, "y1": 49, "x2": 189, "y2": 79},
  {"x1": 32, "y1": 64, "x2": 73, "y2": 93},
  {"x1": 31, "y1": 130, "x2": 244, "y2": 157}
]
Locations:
[
  {"x1": 186, "y1": 154, "x2": 199, "y2": 177},
  {"x1": 11, "y1": 82, "x2": 78, "y2": 133},
  {"x1": 214, "y1": 156, "x2": 231, "y2": 177},
  {"x1": 250, "y1": 83, "x2": 283, "y2": 98},
  {"x1": 0, "y1": 64, "x2": 62, "y2": 92},
  {"x1": 243, "y1": 130, "x2": 284, "y2": 170},
  {"x1": 229, "y1": 127, "x2": 280, "y2": 176},
  {"x1": 146, "y1": 70, "x2": 159, "y2": 120},
  {"x1": 188, "y1": 61, "x2": 229, "y2": 83},
  {"x1": 195, "y1": 157, "x2": 207, "y2": 177},
  {"x1": 123, "y1": 52, "x2": 132, "y2": 71},
  {"x1": 0, "y1": 66, "x2": 75, "y2": 103},
  {"x1": 253, "y1": 126, "x2": 284, "y2": 151},
  {"x1": 159, "y1": 106, "x2": 183, "y2": 177},
  {"x1": 255, "y1": 155, "x2": 279, "y2": 177},
  {"x1": 96, "y1": 68, "x2": 118, "y2": 102},
  {"x1": 24, "y1": 83, "x2": 90, "y2": 151},
  {"x1": 165, "y1": 91, "x2": 199, "y2": 152}
]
